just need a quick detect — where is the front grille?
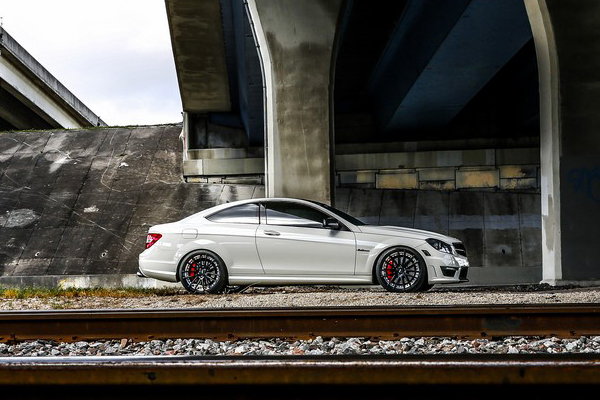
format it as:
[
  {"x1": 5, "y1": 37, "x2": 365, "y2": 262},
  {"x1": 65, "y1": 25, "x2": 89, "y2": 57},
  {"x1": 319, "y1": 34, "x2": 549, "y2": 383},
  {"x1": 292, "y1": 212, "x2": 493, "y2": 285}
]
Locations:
[
  {"x1": 459, "y1": 267, "x2": 469, "y2": 280},
  {"x1": 453, "y1": 242, "x2": 467, "y2": 257}
]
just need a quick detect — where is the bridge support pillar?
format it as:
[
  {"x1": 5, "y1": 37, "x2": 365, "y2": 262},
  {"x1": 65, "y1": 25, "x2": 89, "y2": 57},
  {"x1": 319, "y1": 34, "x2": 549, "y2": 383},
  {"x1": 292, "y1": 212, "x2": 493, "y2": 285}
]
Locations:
[
  {"x1": 526, "y1": 0, "x2": 600, "y2": 285},
  {"x1": 247, "y1": 0, "x2": 342, "y2": 204}
]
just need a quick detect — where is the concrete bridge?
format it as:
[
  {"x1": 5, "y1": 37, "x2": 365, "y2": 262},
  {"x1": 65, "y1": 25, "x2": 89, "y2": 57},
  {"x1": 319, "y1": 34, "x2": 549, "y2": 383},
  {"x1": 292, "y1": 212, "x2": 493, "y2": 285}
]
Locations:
[
  {"x1": 0, "y1": 27, "x2": 106, "y2": 130},
  {"x1": 0, "y1": 1, "x2": 597, "y2": 288},
  {"x1": 165, "y1": 0, "x2": 600, "y2": 286}
]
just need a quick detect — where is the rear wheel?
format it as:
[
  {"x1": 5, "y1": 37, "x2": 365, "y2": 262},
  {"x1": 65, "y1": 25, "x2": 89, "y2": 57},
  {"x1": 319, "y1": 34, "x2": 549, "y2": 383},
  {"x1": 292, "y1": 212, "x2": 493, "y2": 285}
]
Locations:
[
  {"x1": 375, "y1": 247, "x2": 426, "y2": 293},
  {"x1": 179, "y1": 250, "x2": 227, "y2": 294}
]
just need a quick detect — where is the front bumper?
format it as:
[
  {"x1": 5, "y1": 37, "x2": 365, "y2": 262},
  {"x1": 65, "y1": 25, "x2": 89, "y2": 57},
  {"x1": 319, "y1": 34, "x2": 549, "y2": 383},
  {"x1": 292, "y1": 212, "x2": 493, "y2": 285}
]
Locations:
[{"x1": 422, "y1": 250, "x2": 469, "y2": 284}]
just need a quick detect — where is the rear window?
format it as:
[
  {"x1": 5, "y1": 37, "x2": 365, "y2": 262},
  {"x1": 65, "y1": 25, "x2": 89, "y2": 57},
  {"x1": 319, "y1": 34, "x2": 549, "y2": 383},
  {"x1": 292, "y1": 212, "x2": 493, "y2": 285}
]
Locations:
[{"x1": 206, "y1": 203, "x2": 259, "y2": 224}]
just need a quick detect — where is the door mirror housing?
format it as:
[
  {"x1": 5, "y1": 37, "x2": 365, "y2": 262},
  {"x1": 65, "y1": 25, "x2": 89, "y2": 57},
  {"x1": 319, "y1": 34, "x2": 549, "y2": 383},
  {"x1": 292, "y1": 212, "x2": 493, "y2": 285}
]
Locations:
[{"x1": 323, "y1": 217, "x2": 341, "y2": 230}]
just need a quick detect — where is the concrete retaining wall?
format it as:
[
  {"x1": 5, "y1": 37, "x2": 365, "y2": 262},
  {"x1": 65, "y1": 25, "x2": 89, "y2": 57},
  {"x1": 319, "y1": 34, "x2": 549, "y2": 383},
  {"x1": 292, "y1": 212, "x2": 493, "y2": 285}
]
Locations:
[
  {"x1": 334, "y1": 188, "x2": 542, "y2": 285},
  {"x1": 0, "y1": 125, "x2": 263, "y2": 282},
  {"x1": 0, "y1": 125, "x2": 541, "y2": 287}
]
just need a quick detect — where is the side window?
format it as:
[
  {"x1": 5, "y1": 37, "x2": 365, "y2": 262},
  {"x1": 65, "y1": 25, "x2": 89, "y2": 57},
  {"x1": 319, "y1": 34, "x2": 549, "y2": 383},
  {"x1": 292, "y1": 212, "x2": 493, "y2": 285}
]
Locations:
[
  {"x1": 206, "y1": 203, "x2": 259, "y2": 224},
  {"x1": 265, "y1": 202, "x2": 329, "y2": 228}
]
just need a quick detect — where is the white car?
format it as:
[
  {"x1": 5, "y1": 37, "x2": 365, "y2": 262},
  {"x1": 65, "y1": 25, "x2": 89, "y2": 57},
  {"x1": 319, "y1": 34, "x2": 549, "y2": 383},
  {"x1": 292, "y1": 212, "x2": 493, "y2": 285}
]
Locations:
[{"x1": 138, "y1": 198, "x2": 469, "y2": 293}]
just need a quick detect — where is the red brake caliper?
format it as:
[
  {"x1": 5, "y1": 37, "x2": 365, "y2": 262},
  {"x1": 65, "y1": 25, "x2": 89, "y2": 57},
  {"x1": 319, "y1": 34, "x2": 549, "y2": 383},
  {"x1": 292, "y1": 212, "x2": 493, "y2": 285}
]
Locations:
[
  {"x1": 190, "y1": 263, "x2": 196, "y2": 277},
  {"x1": 387, "y1": 261, "x2": 393, "y2": 280}
]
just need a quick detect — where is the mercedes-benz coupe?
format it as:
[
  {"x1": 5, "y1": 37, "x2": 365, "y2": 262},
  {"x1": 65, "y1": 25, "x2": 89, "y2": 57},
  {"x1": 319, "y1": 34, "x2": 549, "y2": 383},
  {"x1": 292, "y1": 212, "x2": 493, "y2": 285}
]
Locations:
[{"x1": 138, "y1": 198, "x2": 469, "y2": 293}]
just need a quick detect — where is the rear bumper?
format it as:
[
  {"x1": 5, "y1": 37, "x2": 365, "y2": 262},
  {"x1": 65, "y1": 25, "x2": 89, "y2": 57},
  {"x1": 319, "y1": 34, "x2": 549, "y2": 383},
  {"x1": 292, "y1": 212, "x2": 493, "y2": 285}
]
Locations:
[{"x1": 138, "y1": 251, "x2": 179, "y2": 283}]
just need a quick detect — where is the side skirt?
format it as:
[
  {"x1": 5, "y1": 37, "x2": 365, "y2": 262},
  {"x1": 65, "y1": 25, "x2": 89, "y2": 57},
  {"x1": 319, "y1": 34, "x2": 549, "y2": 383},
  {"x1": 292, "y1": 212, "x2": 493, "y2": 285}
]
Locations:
[{"x1": 228, "y1": 275, "x2": 374, "y2": 286}]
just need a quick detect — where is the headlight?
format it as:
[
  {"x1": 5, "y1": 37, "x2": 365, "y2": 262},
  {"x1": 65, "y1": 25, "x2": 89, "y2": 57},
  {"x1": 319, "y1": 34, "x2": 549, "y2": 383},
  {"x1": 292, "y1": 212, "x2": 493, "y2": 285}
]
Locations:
[{"x1": 426, "y1": 238, "x2": 453, "y2": 254}]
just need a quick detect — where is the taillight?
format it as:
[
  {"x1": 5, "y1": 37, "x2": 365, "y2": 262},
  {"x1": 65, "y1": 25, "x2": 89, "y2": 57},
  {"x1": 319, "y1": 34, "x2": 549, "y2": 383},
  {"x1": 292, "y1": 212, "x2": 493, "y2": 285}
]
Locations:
[{"x1": 145, "y1": 233, "x2": 162, "y2": 249}]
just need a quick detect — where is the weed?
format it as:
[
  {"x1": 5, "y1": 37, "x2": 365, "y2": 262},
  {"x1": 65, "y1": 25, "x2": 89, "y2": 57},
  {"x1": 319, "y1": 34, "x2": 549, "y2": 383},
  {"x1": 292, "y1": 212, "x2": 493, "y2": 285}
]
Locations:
[{"x1": 0, "y1": 287, "x2": 182, "y2": 299}]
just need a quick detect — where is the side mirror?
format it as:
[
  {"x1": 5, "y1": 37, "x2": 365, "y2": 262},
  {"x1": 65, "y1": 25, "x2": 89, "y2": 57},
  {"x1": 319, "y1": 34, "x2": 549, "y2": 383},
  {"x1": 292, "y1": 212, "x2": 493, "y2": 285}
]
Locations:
[{"x1": 323, "y1": 217, "x2": 341, "y2": 230}]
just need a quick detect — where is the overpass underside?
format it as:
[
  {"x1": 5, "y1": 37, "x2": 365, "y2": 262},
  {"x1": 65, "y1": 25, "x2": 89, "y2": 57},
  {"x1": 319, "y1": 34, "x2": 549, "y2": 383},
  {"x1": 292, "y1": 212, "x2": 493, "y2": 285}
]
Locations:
[{"x1": 166, "y1": 0, "x2": 600, "y2": 286}]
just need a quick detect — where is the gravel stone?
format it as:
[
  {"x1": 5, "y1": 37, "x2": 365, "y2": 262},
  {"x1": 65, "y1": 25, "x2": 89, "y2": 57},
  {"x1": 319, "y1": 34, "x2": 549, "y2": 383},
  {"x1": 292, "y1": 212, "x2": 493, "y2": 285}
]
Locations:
[{"x1": 3, "y1": 335, "x2": 600, "y2": 357}]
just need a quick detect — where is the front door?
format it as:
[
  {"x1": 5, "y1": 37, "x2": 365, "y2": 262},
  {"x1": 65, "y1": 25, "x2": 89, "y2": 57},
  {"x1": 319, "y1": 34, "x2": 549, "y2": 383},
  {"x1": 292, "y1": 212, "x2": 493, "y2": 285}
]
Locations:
[{"x1": 255, "y1": 201, "x2": 356, "y2": 275}]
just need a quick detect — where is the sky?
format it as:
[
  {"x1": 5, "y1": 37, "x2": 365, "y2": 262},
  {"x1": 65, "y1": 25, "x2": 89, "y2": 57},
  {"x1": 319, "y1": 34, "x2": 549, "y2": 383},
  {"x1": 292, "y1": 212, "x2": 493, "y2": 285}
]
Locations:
[{"x1": 0, "y1": 0, "x2": 182, "y2": 126}]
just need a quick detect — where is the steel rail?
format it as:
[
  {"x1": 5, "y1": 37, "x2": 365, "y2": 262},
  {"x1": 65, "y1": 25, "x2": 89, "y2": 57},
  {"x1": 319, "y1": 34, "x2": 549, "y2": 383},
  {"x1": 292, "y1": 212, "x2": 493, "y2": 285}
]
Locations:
[
  {"x1": 1, "y1": 304, "x2": 599, "y2": 342},
  {"x1": 0, "y1": 354, "x2": 599, "y2": 386}
]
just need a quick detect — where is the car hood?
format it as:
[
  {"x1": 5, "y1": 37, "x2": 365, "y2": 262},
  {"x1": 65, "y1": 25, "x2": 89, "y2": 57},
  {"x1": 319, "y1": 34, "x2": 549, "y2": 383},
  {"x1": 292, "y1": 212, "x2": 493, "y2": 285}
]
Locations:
[{"x1": 357, "y1": 225, "x2": 460, "y2": 242}]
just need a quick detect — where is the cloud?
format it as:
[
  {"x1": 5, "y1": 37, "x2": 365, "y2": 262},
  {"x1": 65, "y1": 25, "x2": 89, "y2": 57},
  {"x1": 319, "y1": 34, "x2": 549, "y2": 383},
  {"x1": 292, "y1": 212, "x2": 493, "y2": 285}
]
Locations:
[{"x1": 0, "y1": 0, "x2": 181, "y2": 126}]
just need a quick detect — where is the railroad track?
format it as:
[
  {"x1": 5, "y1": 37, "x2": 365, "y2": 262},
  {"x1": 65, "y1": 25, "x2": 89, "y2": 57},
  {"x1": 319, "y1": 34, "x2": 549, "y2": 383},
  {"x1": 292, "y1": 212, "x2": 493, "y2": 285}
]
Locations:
[
  {"x1": 1, "y1": 354, "x2": 599, "y2": 386},
  {"x1": 1, "y1": 304, "x2": 600, "y2": 394},
  {"x1": 1, "y1": 303, "x2": 599, "y2": 342}
]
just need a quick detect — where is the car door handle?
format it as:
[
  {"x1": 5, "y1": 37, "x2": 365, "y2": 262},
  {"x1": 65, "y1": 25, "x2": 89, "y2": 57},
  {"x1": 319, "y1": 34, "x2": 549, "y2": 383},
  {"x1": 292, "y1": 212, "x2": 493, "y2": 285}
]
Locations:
[{"x1": 263, "y1": 230, "x2": 281, "y2": 236}]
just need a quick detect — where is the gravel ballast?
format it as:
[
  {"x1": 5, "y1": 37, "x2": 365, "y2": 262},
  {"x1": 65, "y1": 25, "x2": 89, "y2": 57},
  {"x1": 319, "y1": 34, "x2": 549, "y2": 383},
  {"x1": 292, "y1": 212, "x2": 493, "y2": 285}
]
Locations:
[{"x1": 2, "y1": 336, "x2": 600, "y2": 357}]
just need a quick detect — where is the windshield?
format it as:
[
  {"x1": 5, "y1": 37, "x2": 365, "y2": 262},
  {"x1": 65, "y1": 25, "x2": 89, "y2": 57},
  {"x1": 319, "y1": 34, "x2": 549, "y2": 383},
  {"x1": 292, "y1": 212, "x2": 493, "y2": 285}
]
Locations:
[{"x1": 307, "y1": 200, "x2": 367, "y2": 226}]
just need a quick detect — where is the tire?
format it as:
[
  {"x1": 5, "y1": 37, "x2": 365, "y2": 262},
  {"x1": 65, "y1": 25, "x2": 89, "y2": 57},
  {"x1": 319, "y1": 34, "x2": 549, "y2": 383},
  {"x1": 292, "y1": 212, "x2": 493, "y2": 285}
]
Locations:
[
  {"x1": 420, "y1": 283, "x2": 434, "y2": 292},
  {"x1": 178, "y1": 250, "x2": 227, "y2": 294},
  {"x1": 375, "y1": 246, "x2": 427, "y2": 293}
]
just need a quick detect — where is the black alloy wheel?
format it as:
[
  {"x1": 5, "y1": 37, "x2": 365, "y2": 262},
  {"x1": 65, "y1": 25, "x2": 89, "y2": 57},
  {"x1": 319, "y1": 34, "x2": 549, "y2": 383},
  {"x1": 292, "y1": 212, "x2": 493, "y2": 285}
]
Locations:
[
  {"x1": 375, "y1": 247, "x2": 426, "y2": 293},
  {"x1": 179, "y1": 250, "x2": 227, "y2": 294}
]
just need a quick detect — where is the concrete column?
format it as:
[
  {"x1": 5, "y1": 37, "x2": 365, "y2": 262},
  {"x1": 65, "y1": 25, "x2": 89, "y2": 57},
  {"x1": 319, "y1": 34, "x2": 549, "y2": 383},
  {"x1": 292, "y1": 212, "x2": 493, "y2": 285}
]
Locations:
[
  {"x1": 525, "y1": 0, "x2": 600, "y2": 285},
  {"x1": 246, "y1": 0, "x2": 342, "y2": 204},
  {"x1": 524, "y1": 0, "x2": 562, "y2": 284}
]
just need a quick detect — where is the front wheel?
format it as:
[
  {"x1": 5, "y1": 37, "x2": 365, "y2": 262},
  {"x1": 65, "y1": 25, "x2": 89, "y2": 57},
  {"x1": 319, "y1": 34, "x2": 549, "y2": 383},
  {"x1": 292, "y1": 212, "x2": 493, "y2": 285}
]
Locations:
[
  {"x1": 179, "y1": 250, "x2": 227, "y2": 294},
  {"x1": 375, "y1": 247, "x2": 427, "y2": 293}
]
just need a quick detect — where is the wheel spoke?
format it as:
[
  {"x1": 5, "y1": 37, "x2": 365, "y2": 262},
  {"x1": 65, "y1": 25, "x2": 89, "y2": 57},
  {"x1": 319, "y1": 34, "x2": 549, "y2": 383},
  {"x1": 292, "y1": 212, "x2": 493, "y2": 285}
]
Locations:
[
  {"x1": 180, "y1": 252, "x2": 225, "y2": 294},
  {"x1": 191, "y1": 275, "x2": 202, "y2": 290},
  {"x1": 392, "y1": 271, "x2": 401, "y2": 286},
  {"x1": 196, "y1": 258, "x2": 219, "y2": 289},
  {"x1": 401, "y1": 274, "x2": 409, "y2": 288},
  {"x1": 379, "y1": 249, "x2": 423, "y2": 292}
]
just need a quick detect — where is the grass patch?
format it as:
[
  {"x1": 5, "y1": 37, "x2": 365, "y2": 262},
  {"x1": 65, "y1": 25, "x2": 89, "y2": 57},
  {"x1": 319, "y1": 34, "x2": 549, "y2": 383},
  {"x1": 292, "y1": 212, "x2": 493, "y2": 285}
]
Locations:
[{"x1": 0, "y1": 287, "x2": 182, "y2": 299}]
